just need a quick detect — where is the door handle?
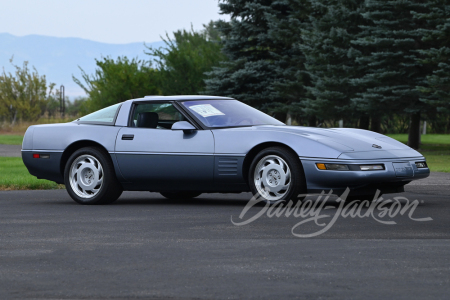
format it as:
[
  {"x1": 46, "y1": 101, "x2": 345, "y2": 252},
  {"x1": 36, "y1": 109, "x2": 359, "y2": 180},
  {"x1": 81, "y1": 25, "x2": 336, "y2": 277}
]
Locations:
[{"x1": 122, "y1": 134, "x2": 134, "y2": 140}]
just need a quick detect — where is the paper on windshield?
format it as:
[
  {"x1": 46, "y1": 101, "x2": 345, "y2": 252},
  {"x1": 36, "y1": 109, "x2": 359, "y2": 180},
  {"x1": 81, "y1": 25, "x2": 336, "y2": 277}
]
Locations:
[{"x1": 189, "y1": 104, "x2": 225, "y2": 117}]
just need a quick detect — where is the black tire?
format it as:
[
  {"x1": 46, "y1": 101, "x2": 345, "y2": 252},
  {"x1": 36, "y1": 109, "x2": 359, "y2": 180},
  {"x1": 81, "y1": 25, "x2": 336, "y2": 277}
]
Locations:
[
  {"x1": 160, "y1": 192, "x2": 202, "y2": 199},
  {"x1": 248, "y1": 146, "x2": 306, "y2": 204},
  {"x1": 64, "y1": 147, "x2": 123, "y2": 205}
]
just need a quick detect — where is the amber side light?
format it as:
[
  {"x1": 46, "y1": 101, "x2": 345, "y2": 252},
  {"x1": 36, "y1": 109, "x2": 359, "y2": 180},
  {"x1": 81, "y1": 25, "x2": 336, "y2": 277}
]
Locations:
[{"x1": 316, "y1": 163, "x2": 327, "y2": 170}]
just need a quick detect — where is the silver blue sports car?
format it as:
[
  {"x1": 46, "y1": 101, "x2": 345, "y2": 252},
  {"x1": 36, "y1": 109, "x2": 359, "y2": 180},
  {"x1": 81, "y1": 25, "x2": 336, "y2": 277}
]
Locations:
[{"x1": 22, "y1": 96, "x2": 430, "y2": 204}]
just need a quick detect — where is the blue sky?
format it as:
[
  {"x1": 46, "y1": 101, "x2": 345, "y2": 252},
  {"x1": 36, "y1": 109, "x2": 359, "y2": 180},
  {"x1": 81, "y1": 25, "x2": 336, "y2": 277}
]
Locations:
[{"x1": 0, "y1": 0, "x2": 228, "y2": 44}]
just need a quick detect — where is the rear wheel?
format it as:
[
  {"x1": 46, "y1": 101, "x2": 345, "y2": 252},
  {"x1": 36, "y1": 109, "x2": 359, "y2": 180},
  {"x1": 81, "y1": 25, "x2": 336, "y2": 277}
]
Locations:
[
  {"x1": 64, "y1": 147, "x2": 123, "y2": 205},
  {"x1": 249, "y1": 147, "x2": 306, "y2": 204},
  {"x1": 160, "y1": 192, "x2": 202, "y2": 199}
]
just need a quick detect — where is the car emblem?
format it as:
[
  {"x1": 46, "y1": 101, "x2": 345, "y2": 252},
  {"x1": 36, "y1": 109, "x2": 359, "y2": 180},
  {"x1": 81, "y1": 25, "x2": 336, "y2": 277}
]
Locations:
[{"x1": 372, "y1": 144, "x2": 382, "y2": 149}]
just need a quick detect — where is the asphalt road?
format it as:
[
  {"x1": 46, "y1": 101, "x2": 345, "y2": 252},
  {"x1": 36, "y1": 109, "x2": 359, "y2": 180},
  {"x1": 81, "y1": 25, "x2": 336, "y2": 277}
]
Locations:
[
  {"x1": 0, "y1": 174, "x2": 449, "y2": 299},
  {"x1": 0, "y1": 144, "x2": 21, "y2": 157}
]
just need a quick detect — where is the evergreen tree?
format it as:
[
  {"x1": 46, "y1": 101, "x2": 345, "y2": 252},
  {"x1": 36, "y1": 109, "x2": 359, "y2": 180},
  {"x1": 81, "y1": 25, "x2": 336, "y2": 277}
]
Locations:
[
  {"x1": 301, "y1": 0, "x2": 369, "y2": 128},
  {"x1": 205, "y1": 0, "x2": 310, "y2": 121},
  {"x1": 265, "y1": 0, "x2": 313, "y2": 124},
  {"x1": 351, "y1": 0, "x2": 434, "y2": 148},
  {"x1": 415, "y1": 0, "x2": 450, "y2": 115}
]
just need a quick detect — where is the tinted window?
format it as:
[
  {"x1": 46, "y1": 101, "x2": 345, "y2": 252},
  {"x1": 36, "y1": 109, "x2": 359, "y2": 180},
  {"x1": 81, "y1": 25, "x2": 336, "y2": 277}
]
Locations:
[
  {"x1": 182, "y1": 100, "x2": 284, "y2": 128},
  {"x1": 78, "y1": 103, "x2": 121, "y2": 123},
  {"x1": 131, "y1": 102, "x2": 186, "y2": 129}
]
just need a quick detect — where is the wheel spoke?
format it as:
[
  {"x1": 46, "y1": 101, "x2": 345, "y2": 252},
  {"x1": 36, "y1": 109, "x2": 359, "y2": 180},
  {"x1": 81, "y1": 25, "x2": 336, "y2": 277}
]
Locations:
[
  {"x1": 278, "y1": 184, "x2": 289, "y2": 191},
  {"x1": 284, "y1": 167, "x2": 290, "y2": 178},
  {"x1": 79, "y1": 185, "x2": 87, "y2": 194},
  {"x1": 259, "y1": 165, "x2": 268, "y2": 173},
  {"x1": 96, "y1": 176, "x2": 103, "y2": 187}
]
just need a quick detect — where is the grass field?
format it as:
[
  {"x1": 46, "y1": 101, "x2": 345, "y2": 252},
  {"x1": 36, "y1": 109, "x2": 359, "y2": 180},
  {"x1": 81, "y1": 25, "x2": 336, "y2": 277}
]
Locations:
[
  {"x1": 387, "y1": 134, "x2": 450, "y2": 172},
  {"x1": 0, "y1": 133, "x2": 448, "y2": 191},
  {"x1": 387, "y1": 134, "x2": 450, "y2": 145},
  {"x1": 0, "y1": 134, "x2": 23, "y2": 145},
  {"x1": 0, "y1": 117, "x2": 75, "y2": 136},
  {"x1": 0, "y1": 157, "x2": 63, "y2": 191},
  {"x1": 421, "y1": 151, "x2": 450, "y2": 172}
]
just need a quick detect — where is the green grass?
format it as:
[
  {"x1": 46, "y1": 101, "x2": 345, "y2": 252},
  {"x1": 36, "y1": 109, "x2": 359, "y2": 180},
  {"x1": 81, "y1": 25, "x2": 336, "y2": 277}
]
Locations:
[
  {"x1": 387, "y1": 134, "x2": 450, "y2": 173},
  {"x1": 419, "y1": 151, "x2": 450, "y2": 173},
  {"x1": 0, "y1": 135, "x2": 23, "y2": 145},
  {"x1": 387, "y1": 134, "x2": 450, "y2": 145},
  {"x1": 0, "y1": 157, "x2": 64, "y2": 190}
]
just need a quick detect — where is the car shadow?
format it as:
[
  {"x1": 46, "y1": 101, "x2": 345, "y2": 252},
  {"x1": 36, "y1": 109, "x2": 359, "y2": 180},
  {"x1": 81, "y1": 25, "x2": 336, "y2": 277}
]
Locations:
[
  {"x1": 113, "y1": 196, "x2": 252, "y2": 207},
  {"x1": 43, "y1": 192, "x2": 431, "y2": 208}
]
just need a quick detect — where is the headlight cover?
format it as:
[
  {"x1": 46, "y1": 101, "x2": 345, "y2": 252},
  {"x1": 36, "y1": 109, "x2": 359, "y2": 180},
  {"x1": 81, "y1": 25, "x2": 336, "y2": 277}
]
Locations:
[
  {"x1": 415, "y1": 161, "x2": 428, "y2": 168},
  {"x1": 359, "y1": 164, "x2": 385, "y2": 171}
]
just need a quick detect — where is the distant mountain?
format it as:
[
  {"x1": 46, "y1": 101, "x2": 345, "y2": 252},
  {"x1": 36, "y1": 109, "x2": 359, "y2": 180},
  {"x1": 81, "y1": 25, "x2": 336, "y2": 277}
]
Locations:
[{"x1": 0, "y1": 33, "x2": 165, "y2": 97}]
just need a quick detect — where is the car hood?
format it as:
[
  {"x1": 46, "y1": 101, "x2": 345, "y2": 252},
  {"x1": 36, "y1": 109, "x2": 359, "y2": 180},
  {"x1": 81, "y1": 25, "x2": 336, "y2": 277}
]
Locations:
[{"x1": 252, "y1": 125, "x2": 412, "y2": 152}]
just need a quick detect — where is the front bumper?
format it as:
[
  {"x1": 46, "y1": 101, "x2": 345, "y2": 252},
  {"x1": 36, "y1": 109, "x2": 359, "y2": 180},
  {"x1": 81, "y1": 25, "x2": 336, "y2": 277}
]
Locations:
[{"x1": 301, "y1": 156, "x2": 430, "y2": 195}]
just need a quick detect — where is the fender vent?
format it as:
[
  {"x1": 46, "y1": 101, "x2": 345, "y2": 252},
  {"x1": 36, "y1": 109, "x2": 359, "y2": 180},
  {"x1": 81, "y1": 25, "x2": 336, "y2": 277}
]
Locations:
[{"x1": 218, "y1": 158, "x2": 238, "y2": 176}]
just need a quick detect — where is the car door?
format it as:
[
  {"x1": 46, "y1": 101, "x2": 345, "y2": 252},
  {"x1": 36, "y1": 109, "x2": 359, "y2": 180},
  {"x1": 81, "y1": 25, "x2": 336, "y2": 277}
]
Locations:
[{"x1": 115, "y1": 101, "x2": 214, "y2": 190}]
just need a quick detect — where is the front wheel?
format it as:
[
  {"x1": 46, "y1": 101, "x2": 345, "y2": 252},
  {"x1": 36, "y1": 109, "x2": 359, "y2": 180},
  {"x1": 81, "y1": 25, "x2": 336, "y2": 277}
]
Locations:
[
  {"x1": 64, "y1": 147, "x2": 123, "y2": 205},
  {"x1": 249, "y1": 147, "x2": 306, "y2": 204},
  {"x1": 159, "y1": 192, "x2": 202, "y2": 199}
]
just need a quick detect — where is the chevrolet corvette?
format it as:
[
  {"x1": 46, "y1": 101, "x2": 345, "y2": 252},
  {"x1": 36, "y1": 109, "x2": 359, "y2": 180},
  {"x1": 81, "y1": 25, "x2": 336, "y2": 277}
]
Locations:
[{"x1": 22, "y1": 96, "x2": 430, "y2": 204}]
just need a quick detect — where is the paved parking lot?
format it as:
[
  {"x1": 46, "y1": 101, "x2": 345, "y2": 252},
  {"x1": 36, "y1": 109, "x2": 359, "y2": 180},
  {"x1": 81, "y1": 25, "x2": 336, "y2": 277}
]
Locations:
[{"x1": 0, "y1": 173, "x2": 449, "y2": 299}]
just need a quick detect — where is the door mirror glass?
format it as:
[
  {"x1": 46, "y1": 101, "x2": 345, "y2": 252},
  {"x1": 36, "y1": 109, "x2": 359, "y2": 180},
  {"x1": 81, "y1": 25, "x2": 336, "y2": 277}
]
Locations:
[{"x1": 172, "y1": 121, "x2": 196, "y2": 133}]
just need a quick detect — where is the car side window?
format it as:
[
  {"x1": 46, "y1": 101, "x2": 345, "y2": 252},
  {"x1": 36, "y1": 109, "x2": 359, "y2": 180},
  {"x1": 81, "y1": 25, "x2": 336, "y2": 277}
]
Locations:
[
  {"x1": 131, "y1": 102, "x2": 186, "y2": 129},
  {"x1": 78, "y1": 103, "x2": 122, "y2": 124}
]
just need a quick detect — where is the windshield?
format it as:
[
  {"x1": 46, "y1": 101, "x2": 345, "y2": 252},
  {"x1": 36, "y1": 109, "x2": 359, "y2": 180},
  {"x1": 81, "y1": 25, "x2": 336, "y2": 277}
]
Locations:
[
  {"x1": 181, "y1": 100, "x2": 284, "y2": 128},
  {"x1": 78, "y1": 103, "x2": 122, "y2": 123}
]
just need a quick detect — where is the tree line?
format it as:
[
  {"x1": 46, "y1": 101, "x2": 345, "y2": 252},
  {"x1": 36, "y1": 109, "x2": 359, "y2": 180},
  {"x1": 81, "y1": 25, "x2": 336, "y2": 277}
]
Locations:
[
  {"x1": 74, "y1": 0, "x2": 450, "y2": 149},
  {"x1": 73, "y1": 22, "x2": 226, "y2": 113},
  {"x1": 1, "y1": 0, "x2": 449, "y2": 149},
  {"x1": 203, "y1": 0, "x2": 450, "y2": 149}
]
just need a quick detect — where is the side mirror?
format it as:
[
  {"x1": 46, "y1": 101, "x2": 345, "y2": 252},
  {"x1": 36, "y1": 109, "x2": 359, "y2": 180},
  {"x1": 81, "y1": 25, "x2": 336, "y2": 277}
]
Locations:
[{"x1": 171, "y1": 121, "x2": 196, "y2": 133}]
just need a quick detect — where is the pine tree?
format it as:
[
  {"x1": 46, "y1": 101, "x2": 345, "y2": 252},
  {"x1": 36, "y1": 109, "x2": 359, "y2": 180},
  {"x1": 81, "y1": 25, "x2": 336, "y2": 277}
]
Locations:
[
  {"x1": 265, "y1": 0, "x2": 314, "y2": 124},
  {"x1": 300, "y1": 0, "x2": 370, "y2": 128},
  {"x1": 204, "y1": 0, "x2": 310, "y2": 121},
  {"x1": 351, "y1": 0, "x2": 435, "y2": 148},
  {"x1": 415, "y1": 0, "x2": 450, "y2": 115}
]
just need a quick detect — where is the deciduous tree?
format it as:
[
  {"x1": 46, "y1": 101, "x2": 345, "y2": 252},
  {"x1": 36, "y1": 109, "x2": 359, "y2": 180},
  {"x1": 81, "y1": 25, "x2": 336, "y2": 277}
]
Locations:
[
  {"x1": 146, "y1": 23, "x2": 226, "y2": 95},
  {"x1": 0, "y1": 60, "x2": 54, "y2": 124},
  {"x1": 73, "y1": 57, "x2": 160, "y2": 113}
]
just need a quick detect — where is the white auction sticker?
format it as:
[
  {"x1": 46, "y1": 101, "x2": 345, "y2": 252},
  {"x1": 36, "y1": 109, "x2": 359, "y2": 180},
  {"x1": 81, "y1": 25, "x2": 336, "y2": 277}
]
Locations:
[{"x1": 189, "y1": 104, "x2": 225, "y2": 117}]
